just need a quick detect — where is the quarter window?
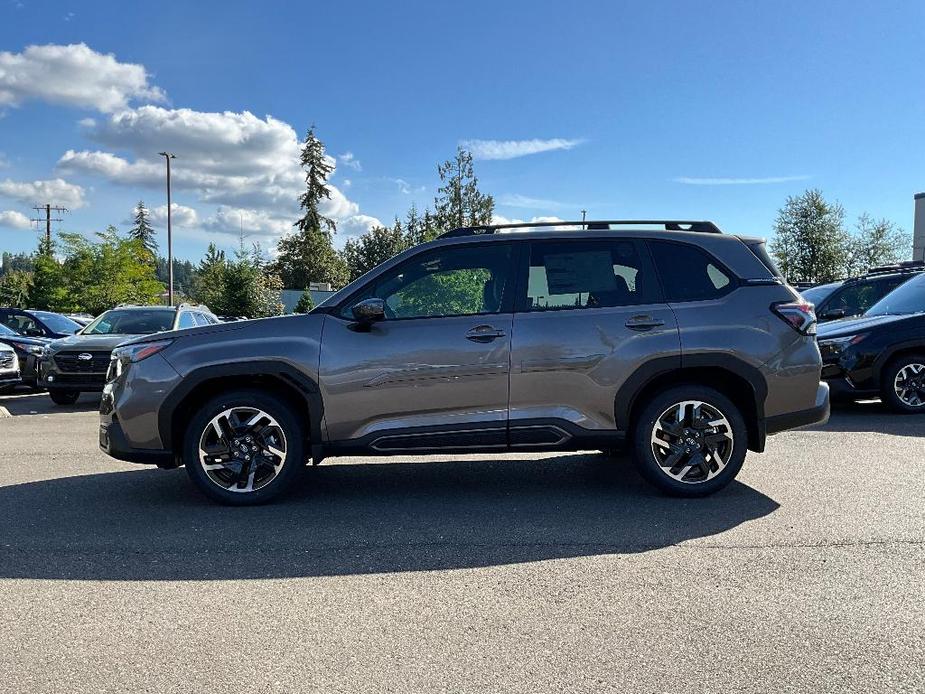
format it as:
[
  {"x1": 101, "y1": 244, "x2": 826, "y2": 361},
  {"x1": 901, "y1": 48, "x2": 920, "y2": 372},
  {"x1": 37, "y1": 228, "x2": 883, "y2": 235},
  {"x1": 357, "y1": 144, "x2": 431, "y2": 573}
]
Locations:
[
  {"x1": 177, "y1": 312, "x2": 196, "y2": 329},
  {"x1": 649, "y1": 241, "x2": 734, "y2": 302},
  {"x1": 525, "y1": 239, "x2": 658, "y2": 311}
]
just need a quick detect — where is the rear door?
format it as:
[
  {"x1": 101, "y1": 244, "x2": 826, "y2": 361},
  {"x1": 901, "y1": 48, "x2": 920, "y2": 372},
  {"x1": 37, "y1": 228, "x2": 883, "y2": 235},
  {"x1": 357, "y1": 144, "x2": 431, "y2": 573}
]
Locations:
[{"x1": 508, "y1": 237, "x2": 680, "y2": 444}]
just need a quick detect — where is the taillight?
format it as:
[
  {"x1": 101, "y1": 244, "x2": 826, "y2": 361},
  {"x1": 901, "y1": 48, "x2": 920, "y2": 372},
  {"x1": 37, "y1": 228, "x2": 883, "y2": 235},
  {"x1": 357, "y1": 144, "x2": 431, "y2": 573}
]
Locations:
[{"x1": 771, "y1": 301, "x2": 817, "y2": 335}]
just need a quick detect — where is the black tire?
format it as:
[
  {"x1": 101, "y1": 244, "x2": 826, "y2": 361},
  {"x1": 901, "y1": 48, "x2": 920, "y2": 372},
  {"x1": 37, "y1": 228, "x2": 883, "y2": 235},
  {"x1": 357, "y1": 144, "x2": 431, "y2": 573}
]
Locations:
[
  {"x1": 632, "y1": 385, "x2": 748, "y2": 497},
  {"x1": 880, "y1": 354, "x2": 925, "y2": 414},
  {"x1": 183, "y1": 389, "x2": 306, "y2": 505},
  {"x1": 49, "y1": 389, "x2": 80, "y2": 405}
]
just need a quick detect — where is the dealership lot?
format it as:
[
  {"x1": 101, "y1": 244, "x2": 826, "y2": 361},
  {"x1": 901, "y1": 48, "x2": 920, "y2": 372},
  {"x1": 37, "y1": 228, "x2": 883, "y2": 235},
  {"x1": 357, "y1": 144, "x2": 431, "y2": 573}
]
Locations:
[{"x1": 0, "y1": 391, "x2": 922, "y2": 693}]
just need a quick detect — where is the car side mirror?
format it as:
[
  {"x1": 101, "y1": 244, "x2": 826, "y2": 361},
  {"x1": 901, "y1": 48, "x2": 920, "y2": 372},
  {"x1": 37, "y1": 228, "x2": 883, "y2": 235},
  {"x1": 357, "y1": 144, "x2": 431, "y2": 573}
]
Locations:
[
  {"x1": 821, "y1": 308, "x2": 846, "y2": 320},
  {"x1": 351, "y1": 298, "x2": 385, "y2": 324}
]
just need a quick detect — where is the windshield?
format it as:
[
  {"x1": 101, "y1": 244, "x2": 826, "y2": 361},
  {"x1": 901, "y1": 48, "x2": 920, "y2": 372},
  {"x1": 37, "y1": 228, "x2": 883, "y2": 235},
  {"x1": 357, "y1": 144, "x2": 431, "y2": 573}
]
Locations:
[
  {"x1": 866, "y1": 273, "x2": 925, "y2": 316},
  {"x1": 0, "y1": 323, "x2": 17, "y2": 336},
  {"x1": 800, "y1": 282, "x2": 840, "y2": 307},
  {"x1": 31, "y1": 311, "x2": 81, "y2": 334},
  {"x1": 83, "y1": 309, "x2": 175, "y2": 335}
]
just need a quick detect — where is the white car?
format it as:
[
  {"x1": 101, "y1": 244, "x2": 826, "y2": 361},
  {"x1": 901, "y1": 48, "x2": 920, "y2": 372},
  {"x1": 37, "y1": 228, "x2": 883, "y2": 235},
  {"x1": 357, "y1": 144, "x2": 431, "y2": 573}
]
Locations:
[{"x1": 0, "y1": 342, "x2": 21, "y2": 393}]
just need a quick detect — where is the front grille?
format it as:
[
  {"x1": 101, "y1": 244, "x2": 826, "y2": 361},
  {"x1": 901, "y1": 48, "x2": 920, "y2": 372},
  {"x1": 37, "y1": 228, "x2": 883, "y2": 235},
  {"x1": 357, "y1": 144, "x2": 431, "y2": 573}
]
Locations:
[
  {"x1": 0, "y1": 352, "x2": 15, "y2": 369},
  {"x1": 54, "y1": 350, "x2": 111, "y2": 373},
  {"x1": 51, "y1": 372, "x2": 107, "y2": 386}
]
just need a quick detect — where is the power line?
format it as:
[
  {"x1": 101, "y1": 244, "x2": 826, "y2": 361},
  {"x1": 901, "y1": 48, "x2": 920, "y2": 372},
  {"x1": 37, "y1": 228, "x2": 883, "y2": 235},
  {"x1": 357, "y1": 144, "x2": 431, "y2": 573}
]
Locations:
[{"x1": 30, "y1": 204, "x2": 69, "y2": 246}]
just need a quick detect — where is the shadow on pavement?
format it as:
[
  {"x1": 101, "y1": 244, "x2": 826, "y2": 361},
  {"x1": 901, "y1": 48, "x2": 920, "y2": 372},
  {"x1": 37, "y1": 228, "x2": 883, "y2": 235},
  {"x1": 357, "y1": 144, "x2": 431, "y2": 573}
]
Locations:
[
  {"x1": 0, "y1": 390, "x2": 101, "y2": 416},
  {"x1": 808, "y1": 400, "x2": 925, "y2": 437},
  {"x1": 0, "y1": 453, "x2": 778, "y2": 580}
]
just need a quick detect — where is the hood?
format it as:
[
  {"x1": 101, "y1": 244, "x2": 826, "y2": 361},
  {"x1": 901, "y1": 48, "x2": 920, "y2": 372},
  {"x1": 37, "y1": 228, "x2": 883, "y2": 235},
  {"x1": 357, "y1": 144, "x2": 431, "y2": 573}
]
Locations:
[
  {"x1": 816, "y1": 312, "x2": 916, "y2": 339},
  {"x1": 47, "y1": 333, "x2": 143, "y2": 352},
  {"x1": 0, "y1": 334, "x2": 52, "y2": 347},
  {"x1": 119, "y1": 320, "x2": 247, "y2": 346}
]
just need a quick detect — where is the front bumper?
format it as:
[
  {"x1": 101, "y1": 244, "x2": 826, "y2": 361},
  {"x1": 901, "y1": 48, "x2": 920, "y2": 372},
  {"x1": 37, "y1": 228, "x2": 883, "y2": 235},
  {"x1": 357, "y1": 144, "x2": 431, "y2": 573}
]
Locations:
[
  {"x1": 766, "y1": 381, "x2": 830, "y2": 435},
  {"x1": 99, "y1": 415, "x2": 174, "y2": 466},
  {"x1": 0, "y1": 371, "x2": 21, "y2": 388}
]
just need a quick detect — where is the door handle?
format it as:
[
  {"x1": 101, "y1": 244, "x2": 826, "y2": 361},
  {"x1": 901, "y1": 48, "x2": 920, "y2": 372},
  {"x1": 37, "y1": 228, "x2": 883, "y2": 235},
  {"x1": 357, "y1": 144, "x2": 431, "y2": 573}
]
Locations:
[
  {"x1": 625, "y1": 315, "x2": 665, "y2": 331},
  {"x1": 466, "y1": 325, "x2": 506, "y2": 342}
]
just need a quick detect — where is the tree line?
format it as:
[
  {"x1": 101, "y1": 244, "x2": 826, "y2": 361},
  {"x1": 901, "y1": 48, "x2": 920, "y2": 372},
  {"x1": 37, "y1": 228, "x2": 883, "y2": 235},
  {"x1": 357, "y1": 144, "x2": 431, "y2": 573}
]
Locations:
[{"x1": 0, "y1": 127, "x2": 912, "y2": 316}]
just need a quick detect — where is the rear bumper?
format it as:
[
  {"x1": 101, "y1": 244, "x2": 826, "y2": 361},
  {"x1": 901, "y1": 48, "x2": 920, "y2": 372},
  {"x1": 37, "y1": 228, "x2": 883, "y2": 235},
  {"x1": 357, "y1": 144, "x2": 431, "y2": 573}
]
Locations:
[
  {"x1": 766, "y1": 381, "x2": 830, "y2": 435},
  {"x1": 99, "y1": 415, "x2": 173, "y2": 466}
]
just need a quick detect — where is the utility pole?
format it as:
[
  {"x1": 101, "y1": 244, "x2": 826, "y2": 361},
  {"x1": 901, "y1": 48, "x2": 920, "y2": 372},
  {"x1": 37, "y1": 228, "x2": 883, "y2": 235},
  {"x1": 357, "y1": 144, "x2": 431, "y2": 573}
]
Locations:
[
  {"x1": 31, "y1": 204, "x2": 68, "y2": 247},
  {"x1": 158, "y1": 152, "x2": 176, "y2": 306},
  {"x1": 581, "y1": 209, "x2": 587, "y2": 229}
]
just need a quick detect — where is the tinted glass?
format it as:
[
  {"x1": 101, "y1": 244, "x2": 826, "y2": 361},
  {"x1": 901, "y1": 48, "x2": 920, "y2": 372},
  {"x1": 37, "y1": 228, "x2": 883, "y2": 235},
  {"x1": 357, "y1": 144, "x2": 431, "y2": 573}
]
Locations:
[
  {"x1": 352, "y1": 244, "x2": 513, "y2": 319},
  {"x1": 801, "y1": 282, "x2": 841, "y2": 307},
  {"x1": 178, "y1": 312, "x2": 196, "y2": 329},
  {"x1": 1, "y1": 311, "x2": 40, "y2": 335},
  {"x1": 826, "y1": 282, "x2": 882, "y2": 317},
  {"x1": 526, "y1": 239, "x2": 658, "y2": 310},
  {"x1": 84, "y1": 309, "x2": 176, "y2": 335},
  {"x1": 30, "y1": 311, "x2": 81, "y2": 334},
  {"x1": 649, "y1": 241, "x2": 733, "y2": 302},
  {"x1": 0, "y1": 323, "x2": 17, "y2": 336},
  {"x1": 866, "y1": 273, "x2": 925, "y2": 316}
]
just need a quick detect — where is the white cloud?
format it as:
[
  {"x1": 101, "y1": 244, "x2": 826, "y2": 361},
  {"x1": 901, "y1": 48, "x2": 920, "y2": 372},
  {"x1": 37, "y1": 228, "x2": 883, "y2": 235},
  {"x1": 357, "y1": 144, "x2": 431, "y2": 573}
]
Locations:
[
  {"x1": 490, "y1": 214, "x2": 568, "y2": 229},
  {"x1": 673, "y1": 175, "x2": 811, "y2": 185},
  {"x1": 0, "y1": 210, "x2": 31, "y2": 229},
  {"x1": 0, "y1": 43, "x2": 165, "y2": 112},
  {"x1": 498, "y1": 193, "x2": 566, "y2": 210},
  {"x1": 0, "y1": 177, "x2": 86, "y2": 208},
  {"x1": 462, "y1": 138, "x2": 585, "y2": 161},
  {"x1": 338, "y1": 151, "x2": 361, "y2": 171},
  {"x1": 202, "y1": 206, "x2": 294, "y2": 238},
  {"x1": 149, "y1": 203, "x2": 198, "y2": 228}
]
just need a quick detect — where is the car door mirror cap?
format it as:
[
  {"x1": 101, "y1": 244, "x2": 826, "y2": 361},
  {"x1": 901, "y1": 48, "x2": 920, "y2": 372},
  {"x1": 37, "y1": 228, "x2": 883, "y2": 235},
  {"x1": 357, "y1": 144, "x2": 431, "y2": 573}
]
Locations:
[{"x1": 351, "y1": 298, "x2": 386, "y2": 324}]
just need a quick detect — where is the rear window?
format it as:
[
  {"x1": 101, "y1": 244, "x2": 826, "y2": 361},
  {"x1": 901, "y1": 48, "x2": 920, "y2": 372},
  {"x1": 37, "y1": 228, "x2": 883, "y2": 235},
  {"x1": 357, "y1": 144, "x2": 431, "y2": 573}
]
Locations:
[{"x1": 649, "y1": 240, "x2": 734, "y2": 302}]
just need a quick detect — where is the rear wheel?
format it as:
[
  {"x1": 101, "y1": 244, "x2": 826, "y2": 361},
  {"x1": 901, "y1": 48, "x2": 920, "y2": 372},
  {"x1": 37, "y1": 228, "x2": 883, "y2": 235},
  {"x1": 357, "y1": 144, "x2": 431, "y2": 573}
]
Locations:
[
  {"x1": 183, "y1": 389, "x2": 305, "y2": 505},
  {"x1": 880, "y1": 355, "x2": 925, "y2": 414},
  {"x1": 49, "y1": 389, "x2": 79, "y2": 405},
  {"x1": 632, "y1": 386, "x2": 747, "y2": 497}
]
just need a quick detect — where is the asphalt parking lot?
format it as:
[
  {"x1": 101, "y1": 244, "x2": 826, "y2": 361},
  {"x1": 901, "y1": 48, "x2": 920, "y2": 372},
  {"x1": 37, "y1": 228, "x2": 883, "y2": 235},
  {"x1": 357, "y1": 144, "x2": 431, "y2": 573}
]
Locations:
[{"x1": 0, "y1": 390, "x2": 922, "y2": 693}]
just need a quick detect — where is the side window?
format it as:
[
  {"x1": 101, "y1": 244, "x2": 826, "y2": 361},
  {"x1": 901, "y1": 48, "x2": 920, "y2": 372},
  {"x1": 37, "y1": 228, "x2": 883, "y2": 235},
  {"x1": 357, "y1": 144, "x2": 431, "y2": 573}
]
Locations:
[
  {"x1": 525, "y1": 239, "x2": 659, "y2": 311},
  {"x1": 6, "y1": 311, "x2": 42, "y2": 335},
  {"x1": 649, "y1": 241, "x2": 734, "y2": 302},
  {"x1": 828, "y1": 283, "x2": 878, "y2": 316},
  {"x1": 346, "y1": 244, "x2": 513, "y2": 320},
  {"x1": 177, "y1": 312, "x2": 196, "y2": 329}
]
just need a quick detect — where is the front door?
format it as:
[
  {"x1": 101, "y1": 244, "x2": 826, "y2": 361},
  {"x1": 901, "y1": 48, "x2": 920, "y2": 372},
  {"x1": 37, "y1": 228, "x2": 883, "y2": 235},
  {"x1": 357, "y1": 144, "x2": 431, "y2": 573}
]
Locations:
[{"x1": 319, "y1": 242, "x2": 515, "y2": 452}]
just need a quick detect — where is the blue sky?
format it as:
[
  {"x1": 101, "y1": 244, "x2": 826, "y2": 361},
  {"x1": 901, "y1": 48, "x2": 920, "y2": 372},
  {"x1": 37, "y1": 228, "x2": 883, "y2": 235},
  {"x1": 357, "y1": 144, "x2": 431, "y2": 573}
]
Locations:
[{"x1": 1, "y1": 0, "x2": 923, "y2": 263}]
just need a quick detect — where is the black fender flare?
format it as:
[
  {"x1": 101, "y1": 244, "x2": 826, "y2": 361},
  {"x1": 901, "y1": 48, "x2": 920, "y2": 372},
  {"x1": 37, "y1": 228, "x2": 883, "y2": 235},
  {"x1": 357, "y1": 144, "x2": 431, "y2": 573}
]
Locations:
[{"x1": 157, "y1": 360, "x2": 324, "y2": 459}]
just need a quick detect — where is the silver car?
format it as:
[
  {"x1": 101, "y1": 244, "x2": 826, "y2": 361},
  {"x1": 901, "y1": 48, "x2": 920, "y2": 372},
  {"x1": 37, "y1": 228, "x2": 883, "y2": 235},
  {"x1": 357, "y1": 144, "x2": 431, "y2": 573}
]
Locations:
[{"x1": 100, "y1": 220, "x2": 829, "y2": 504}]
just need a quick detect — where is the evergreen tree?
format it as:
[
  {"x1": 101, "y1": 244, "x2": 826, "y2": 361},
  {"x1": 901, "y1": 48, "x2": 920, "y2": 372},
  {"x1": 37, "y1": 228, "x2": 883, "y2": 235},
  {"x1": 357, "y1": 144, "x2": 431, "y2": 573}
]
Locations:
[
  {"x1": 273, "y1": 126, "x2": 347, "y2": 288},
  {"x1": 294, "y1": 289, "x2": 314, "y2": 313},
  {"x1": 129, "y1": 201, "x2": 158, "y2": 261},
  {"x1": 342, "y1": 221, "x2": 409, "y2": 281},
  {"x1": 433, "y1": 147, "x2": 494, "y2": 232}
]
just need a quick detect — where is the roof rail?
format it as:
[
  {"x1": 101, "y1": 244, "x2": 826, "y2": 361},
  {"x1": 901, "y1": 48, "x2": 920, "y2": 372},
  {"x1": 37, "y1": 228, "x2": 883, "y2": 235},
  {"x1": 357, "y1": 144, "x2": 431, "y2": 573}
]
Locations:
[
  {"x1": 438, "y1": 219, "x2": 723, "y2": 239},
  {"x1": 865, "y1": 260, "x2": 925, "y2": 276}
]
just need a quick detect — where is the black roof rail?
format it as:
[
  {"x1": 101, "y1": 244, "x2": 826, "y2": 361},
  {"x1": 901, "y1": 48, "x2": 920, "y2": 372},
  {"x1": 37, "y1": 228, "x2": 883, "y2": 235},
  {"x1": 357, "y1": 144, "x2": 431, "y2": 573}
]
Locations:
[
  {"x1": 438, "y1": 219, "x2": 723, "y2": 239},
  {"x1": 864, "y1": 260, "x2": 925, "y2": 276}
]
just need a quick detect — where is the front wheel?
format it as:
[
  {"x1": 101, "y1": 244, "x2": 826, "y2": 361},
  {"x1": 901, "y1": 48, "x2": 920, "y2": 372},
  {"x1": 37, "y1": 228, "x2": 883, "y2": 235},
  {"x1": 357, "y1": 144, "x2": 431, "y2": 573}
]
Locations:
[
  {"x1": 183, "y1": 389, "x2": 306, "y2": 505},
  {"x1": 49, "y1": 389, "x2": 80, "y2": 405},
  {"x1": 880, "y1": 355, "x2": 925, "y2": 414},
  {"x1": 632, "y1": 386, "x2": 747, "y2": 497}
]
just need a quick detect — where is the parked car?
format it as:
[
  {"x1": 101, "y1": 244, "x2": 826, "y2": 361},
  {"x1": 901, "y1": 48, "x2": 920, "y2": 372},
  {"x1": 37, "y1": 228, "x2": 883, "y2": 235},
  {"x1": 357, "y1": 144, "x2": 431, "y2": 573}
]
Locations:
[
  {"x1": 800, "y1": 261, "x2": 924, "y2": 323},
  {"x1": 0, "y1": 342, "x2": 21, "y2": 393},
  {"x1": 0, "y1": 307, "x2": 83, "y2": 338},
  {"x1": 817, "y1": 271, "x2": 925, "y2": 412},
  {"x1": 99, "y1": 219, "x2": 828, "y2": 505},
  {"x1": 40, "y1": 303, "x2": 218, "y2": 405},
  {"x1": 0, "y1": 322, "x2": 50, "y2": 388}
]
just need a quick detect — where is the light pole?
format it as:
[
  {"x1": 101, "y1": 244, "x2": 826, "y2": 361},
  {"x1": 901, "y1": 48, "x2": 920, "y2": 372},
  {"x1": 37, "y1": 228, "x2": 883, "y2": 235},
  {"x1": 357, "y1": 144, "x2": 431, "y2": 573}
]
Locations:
[{"x1": 158, "y1": 152, "x2": 176, "y2": 305}]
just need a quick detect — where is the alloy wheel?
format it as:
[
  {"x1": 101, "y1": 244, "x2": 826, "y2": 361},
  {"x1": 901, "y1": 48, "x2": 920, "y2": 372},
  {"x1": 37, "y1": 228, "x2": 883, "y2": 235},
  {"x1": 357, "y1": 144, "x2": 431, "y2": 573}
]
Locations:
[
  {"x1": 650, "y1": 400, "x2": 734, "y2": 484},
  {"x1": 198, "y1": 407, "x2": 288, "y2": 493},
  {"x1": 893, "y1": 363, "x2": 925, "y2": 408}
]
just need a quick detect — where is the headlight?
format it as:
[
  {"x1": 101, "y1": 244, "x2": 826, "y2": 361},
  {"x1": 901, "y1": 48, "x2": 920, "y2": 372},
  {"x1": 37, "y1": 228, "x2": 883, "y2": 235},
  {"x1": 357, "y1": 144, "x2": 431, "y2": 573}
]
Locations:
[
  {"x1": 11, "y1": 342, "x2": 46, "y2": 356},
  {"x1": 818, "y1": 334, "x2": 866, "y2": 356},
  {"x1": 111, "y1": 339, "x2": 174, "y2": 364}
]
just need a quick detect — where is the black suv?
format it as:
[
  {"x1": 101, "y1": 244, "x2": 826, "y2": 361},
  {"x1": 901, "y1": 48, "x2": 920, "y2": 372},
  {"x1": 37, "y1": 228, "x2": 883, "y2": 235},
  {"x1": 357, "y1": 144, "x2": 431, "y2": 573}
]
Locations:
[
  {"x1": 40, "y1": 303, "x2": 218, "y2": 405},
  {"x1": 817, "y1": 271, "x2": 925, "y2": 412},
  {"x1": 800, "y1": 262, "x2": 924, "y2": 323},
  {"x1": 0, "y1": 307, "x2": 83, "y2": 338}
]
